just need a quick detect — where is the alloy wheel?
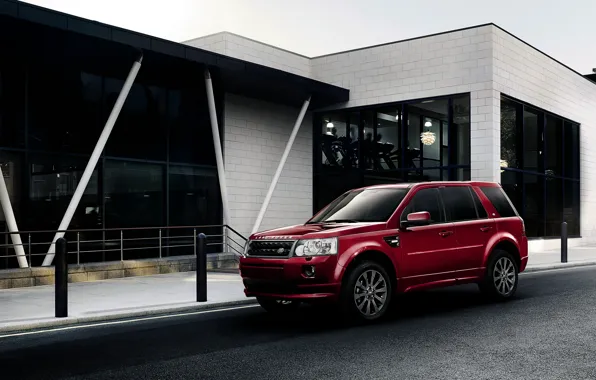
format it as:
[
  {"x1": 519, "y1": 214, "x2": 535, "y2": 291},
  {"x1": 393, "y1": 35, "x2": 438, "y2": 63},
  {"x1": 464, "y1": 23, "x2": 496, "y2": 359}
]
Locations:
[
  {"x1": 353, "y1": 269, "x2": 388, "y2": 317},
  {"x1": 493, "y1": 257, "x2": 516, "y2": 296}
]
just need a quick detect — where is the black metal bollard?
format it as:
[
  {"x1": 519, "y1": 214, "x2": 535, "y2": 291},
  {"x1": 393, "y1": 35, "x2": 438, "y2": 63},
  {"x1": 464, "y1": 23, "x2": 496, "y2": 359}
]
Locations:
[
  {"x1": 55, "y1": 237, "x2": 68, "y2": 318},
  {"x1": 561, "y1": 221, "x2": 568, "y2": 263},
  {"x1": 196, "y1": 233, "x2": 207, "y2": 302}
]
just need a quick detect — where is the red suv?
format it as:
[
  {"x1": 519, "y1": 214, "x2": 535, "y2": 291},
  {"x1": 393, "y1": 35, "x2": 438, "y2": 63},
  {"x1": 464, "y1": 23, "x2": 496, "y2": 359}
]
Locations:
[{"x1": 240, "y1": 181, "x2": 528, "y2": 321}]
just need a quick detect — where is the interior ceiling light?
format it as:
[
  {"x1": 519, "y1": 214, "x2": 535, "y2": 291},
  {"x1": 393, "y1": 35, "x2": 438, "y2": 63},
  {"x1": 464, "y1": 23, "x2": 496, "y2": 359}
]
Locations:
[
  {"x1": 326, "y1": 121, "x2": 334, "y2": 129},
  {"x1": 420, "y1": 131, "x2": 436, "y2": 146},
  {"x1": 424, "y1": 120, "x2": 432, "y2": 127}
]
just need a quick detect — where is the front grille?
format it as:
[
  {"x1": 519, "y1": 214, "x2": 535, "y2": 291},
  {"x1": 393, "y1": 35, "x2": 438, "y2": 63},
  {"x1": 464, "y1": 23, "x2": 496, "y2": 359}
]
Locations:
[{"x1": 246, "y1": 240, "x2": 295, "y2": 258}]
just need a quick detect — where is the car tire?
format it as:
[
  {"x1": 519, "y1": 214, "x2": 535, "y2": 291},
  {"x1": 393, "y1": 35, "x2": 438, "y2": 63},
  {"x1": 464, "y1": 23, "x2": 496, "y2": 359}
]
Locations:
[
  {"x1": 479, "y1": 249, "x2": 519, "y2": 300},
  {"x1": 341, "y1": 260, "x2": 393, "y2": 322},
  {"x1": 256, "y1": 297, "x2": 300, "y2": 314}
]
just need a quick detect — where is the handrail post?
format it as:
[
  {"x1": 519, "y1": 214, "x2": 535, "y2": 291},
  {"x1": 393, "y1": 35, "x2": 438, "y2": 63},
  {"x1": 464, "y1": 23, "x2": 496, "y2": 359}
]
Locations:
[
  {"x1": 27, "y1": 233, "x2": 32, "y2": 268},
  {"x1": 193, "y1": 228, "x2": 197, "y2": 256},
  {"x1": 55, "y1": 237, "x2": 68, "y2": 318},
  {"x1": 196, "y1": 233, "x2": 207, "y2": 302},
  {"x1": 76, "y1": 232, "x2": 80, "y2": 265},
  {"x1": 120, "y1": 230, "x2": 124, "y2": 262},
  {"x1": 561, "y1": 221, "x2": 568, "y2": 263},
  {"x1": 159, "y1": 229, "x2": 162, "y2": 259}
]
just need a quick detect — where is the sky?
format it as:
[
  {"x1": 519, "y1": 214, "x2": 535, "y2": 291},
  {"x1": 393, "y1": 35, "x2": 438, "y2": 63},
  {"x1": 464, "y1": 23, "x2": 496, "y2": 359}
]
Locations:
[{"x1": 22, "y1": 0, "x2": 596, "y2": 74}]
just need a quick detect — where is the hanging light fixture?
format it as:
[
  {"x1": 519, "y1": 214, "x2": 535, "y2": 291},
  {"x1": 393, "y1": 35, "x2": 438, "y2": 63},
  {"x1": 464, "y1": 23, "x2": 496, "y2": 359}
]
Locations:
[
  {"x1": 500, "y1": 159, "x2": 508, "y2": 173},
  {"x1": 326, "y1": 121, "x2": 334, "y2": 129},
  {"x1": 420, "y1": 119, "x2": 435, "y2": 145}
]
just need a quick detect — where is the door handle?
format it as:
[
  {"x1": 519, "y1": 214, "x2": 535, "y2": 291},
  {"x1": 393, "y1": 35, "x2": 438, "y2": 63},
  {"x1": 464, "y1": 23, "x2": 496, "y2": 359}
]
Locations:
[
  {"x1": 439, "y1": 230, "x2": 453, "y2": 237},
  {"x1": 480, "y1": 226, "x2": 493, "y2": 232}
]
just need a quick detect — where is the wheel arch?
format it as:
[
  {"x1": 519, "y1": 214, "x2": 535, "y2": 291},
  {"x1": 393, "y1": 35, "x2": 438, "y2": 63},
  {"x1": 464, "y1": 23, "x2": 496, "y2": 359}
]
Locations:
[
  {"x1": 485, "y1": 238, "x2": 521, "y2": 270},
  {"x1": 341, "y1": 250, "x2": 398, "y2": 290}
]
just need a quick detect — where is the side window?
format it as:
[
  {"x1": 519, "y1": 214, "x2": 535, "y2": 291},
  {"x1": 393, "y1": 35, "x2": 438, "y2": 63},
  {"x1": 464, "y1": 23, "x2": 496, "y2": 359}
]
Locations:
[
  {"x1": 480, "y1": 186, "x2": 518, "y2": 217},
  {"x1": 470, "y1": 188, "x2": 488, "y2": 218},
  {"x1": 401, "y1": 188, "x2": 443, "y2": 224},
  {"x1": 440, "y1": 187, "x2": 478, "y2": 222}
]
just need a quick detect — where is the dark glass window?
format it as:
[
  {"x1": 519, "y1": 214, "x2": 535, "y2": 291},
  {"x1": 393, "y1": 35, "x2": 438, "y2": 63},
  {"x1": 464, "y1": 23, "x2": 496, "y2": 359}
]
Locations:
[
  {"x1": 523, "y1": 173, "x2": 544, "y2": 238},
  {"x1": 168, "y1": 87, "x2": 216, "y2": 165},
  {"x1": 401, "y1": 188, "x2": 442, "y2": 224},
  {"x1": 500, "y1": 98, "x2": 520, "y2": 169},
  {"x1": 27, "y1": 154, "x2": 100, "y2": 231},
  {"x1": 104, "y1": 79, "x2": 167, "y2": 161},
  {"x1": 451, "y1": 95, "x2": 471, "y2": 167},
  {"x1": 564, "y1": 180, "x2": 580, "y2": 236},
  {"x1": 313, "y1": 94, "x2": 472, "y2": 216},
  {"x1": 168, "y1": 165, "x2": 220, "y2": 227},
  {"x1": 564, "y1": 122, "x2": 579, "y2": 179},
  {"x1": 545, "y1": 115, "x2": 563, "y2": 178},
  {"x1": 310, "y1": 188, "x2": 408, "y2": 223},
  {"x1": 104, "y1": 160, "x2": 163, "y2": 228},
  {"x1": 28, "y1": 66, "x2": 103, "y2": 154},
  {"x1": 440, "y1": 187, "x2": 478, "y2": 222},
  {"x1": 500, "y1": 95, "x2": 579, "y2": 238},
  {"x1": 0, "y1": 63, "x2": 25, "y2": 148},
  {"x1": 470, "y1": 188, "x2": 488, "y2": 218},
  {"x1": 320, "y1": 113, "x2": 348, "y2": 168},
  {"x1": 375, "y1": 107, "x2": 401, "y2": 170},
  {"x1": 480, "y1": 186, "x2": 518, "y2": 218},
  {"x1": 545, "y1": 178, "x2": 563, "y2": 236},
  {"x1": 523, "y1": 107, "x2": 541, "y2": 172}
]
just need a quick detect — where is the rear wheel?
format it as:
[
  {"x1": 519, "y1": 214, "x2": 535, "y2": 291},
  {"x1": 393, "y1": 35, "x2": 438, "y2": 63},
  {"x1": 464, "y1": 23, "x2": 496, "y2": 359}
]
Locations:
[
  {"x1": 479, "y1": 249, "x2": 519, "y2": 300},
  {"x1": 341, "y1": 261, "x2": 393, "y2": 322},
  {"x1": 256, "y1": 297, "x2": 300, "y2": 314}
]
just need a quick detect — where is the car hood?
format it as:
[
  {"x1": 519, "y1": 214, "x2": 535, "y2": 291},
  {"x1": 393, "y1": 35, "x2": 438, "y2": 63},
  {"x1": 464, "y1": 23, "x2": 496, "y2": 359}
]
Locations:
[{"x1": 249, "y1": 222, "x2": 386, "y2": 240}]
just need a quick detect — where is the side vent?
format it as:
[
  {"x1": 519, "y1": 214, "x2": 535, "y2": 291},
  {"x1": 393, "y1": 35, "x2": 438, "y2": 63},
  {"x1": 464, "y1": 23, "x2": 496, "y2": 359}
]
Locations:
[{"x1": 383, "y1": 235, "x2": 400, "y2": 248}]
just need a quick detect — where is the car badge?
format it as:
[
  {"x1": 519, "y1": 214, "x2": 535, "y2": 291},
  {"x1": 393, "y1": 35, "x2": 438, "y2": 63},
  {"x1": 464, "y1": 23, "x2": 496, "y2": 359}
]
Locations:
[{"x1": 277, "y1": 248, "x2": 286, "y2": 254}]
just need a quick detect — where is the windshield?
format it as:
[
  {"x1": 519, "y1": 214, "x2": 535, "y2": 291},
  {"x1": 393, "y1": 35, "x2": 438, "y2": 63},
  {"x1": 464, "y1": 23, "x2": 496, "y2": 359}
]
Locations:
[{"x1": 308, "y1": 188, "x2": 409, "y2": 224}]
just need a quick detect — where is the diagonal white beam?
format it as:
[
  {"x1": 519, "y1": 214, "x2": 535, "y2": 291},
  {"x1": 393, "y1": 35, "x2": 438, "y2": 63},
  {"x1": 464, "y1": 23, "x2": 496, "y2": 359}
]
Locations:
[
  {"x1": 204, "y1": 68, "x2": 231, "y2": 226},
  {"x1": 251, "y1": 96, "x2": 311, "y2": 235},
  {"x1": 42, "y1": 54, "x2": 143, "y2": 266},
  {"x1": 0, "y1": 165, "x2": 28, "y2": 268}
]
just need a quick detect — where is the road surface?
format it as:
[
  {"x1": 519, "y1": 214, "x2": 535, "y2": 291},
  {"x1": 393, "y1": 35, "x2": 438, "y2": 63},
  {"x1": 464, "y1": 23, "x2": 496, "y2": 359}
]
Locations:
[{"x1": 2, "y1": 266, "x2": 596, "y2": 380}]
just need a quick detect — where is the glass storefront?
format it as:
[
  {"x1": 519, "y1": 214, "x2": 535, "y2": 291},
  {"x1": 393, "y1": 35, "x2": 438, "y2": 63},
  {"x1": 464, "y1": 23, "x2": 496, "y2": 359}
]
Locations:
[
  {"x1": 500, "y1": 95, "x2": 580, "y2": 238},
  {"x1": 0, "y1": 33, "x2": 223, "y2": 268},
  {"x1": 314, "y1": 94, "x2": 471, "y2": 212}
]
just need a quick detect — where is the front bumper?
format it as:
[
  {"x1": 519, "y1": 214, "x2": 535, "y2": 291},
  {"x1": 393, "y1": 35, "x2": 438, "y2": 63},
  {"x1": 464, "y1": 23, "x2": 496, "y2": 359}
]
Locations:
[{"x1": 240, "y1": 255, "x2": 341, "y2": 301}]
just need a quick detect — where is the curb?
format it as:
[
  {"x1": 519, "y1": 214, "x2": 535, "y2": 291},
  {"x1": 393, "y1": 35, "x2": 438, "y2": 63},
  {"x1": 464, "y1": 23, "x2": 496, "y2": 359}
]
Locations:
[
  {"x1": 0, "y1": 298, "x2": 258, "y2": 335},
  {"x1": 524, "y1": 261, "x2": 596, "y2": 273}
]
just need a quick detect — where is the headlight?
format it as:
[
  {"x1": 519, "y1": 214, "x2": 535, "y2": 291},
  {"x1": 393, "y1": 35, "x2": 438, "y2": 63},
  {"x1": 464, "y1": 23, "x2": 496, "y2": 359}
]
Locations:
[{"x1": 294, "y1": 238, "x2": 338, "y2": 257}]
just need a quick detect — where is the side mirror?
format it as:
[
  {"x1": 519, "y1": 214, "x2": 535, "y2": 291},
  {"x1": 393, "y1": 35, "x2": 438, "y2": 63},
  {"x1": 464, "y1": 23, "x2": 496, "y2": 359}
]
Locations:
[{"x1": 400, "y1": 211, "x2": 431, "y2": 230}]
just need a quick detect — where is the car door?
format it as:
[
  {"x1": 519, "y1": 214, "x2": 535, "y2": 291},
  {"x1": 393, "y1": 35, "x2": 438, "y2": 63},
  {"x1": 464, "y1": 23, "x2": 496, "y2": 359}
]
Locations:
[
  {"x1": 439, "y1": 185, "x2": 495, "y2": 278},
  {"x1": 398, "y1": 187, "x2": 458, "y2": 286}
]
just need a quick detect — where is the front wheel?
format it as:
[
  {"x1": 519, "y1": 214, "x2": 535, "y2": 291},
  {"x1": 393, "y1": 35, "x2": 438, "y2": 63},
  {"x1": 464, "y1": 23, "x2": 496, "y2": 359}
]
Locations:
[
  {"x1": 341, "y1": 261, "x2": 393, "y2": 322},
  {"x1": 479, "y1": 250, "x2": 519, "y2": 300},
  {"x1": 256, "y1": 297, "x2": 300, "y2": 314}
]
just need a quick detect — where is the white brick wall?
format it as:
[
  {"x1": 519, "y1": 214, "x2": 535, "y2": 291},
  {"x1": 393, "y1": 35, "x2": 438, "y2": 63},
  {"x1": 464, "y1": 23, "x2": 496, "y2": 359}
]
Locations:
[
  {"x1": 184, "y1": 32, "x2": 312, "y2": 78},
  {"x1": 491, "y1": 25, "x2": 596, "y2": 248},
  {"x1": 224, "y1": 94, "x2": 313, "y2": 238}
]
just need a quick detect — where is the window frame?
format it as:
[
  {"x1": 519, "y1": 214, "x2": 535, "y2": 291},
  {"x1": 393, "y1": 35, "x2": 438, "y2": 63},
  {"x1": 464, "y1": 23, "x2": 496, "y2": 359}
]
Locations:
[
  {"x1": 399, "y1": 187, "x2": 446, "y2": 225},
  {"x1": 438, "y1": 185, "x2": 482, "y2": 223}
]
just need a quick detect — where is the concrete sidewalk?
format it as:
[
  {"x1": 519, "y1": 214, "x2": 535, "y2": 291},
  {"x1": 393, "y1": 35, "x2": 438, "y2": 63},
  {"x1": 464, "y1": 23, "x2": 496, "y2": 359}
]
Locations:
[
  {"x1": 2, "y1": 248, "x2": 596, "y2": 334},
  {"x1": 0, "y1": 272, "x2": 252, "y2": 334},
  {"x1": 526, "y1": 246, "x2": 596, "y2": 271}
]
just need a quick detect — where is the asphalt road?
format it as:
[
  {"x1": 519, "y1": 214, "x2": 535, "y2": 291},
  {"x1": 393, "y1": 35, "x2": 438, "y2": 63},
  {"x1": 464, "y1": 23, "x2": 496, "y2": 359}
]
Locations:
[{"x1": 2, "y1": 266, "x2": 596, "y2": 380}]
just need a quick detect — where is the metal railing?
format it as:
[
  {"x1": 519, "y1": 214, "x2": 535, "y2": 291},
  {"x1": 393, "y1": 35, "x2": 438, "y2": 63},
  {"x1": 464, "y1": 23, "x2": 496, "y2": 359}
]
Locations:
[{"x1": 0, "y1": 224, "x2": 247, "y2": 269}]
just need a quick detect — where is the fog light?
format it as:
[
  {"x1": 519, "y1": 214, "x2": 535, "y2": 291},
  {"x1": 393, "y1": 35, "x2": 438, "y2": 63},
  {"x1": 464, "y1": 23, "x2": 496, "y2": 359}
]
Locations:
[{"x1": 302, "y1": 265, "x2": 315, "y2": 278}]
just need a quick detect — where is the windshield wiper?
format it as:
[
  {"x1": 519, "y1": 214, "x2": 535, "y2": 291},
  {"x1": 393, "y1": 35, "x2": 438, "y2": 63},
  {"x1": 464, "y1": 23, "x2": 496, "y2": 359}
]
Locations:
[{"x1": 322, "y1": 219, "x2": 360, "y2": 224}]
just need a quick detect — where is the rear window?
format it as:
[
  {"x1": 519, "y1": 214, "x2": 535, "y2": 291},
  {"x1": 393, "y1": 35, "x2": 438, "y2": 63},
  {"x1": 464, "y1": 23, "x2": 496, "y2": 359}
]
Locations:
[{"x1": 480, "y1": 186, "x2": 518, "y2": 217}]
